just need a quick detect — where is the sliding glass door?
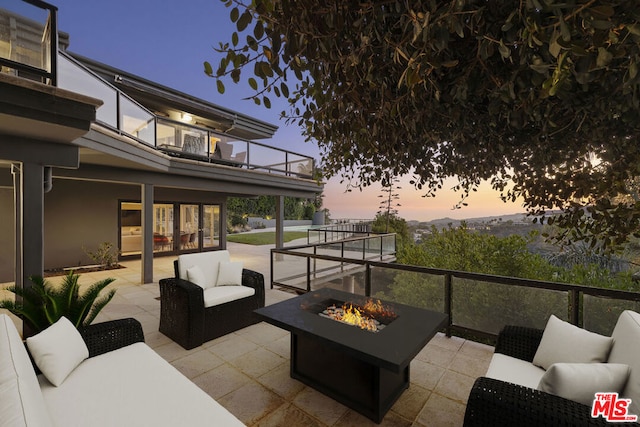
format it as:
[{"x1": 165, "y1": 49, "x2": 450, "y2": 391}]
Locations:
[{"x1": 119, "y1": 201, "x2": 221, "y2": 257}]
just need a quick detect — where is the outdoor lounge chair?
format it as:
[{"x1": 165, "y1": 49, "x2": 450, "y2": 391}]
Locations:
[
  {"x1": 158, "y1": 250, "x2": 265, "y2": 349},
  {"x1": 464, "y1": 311, "x2": 640, "y2": 426}
]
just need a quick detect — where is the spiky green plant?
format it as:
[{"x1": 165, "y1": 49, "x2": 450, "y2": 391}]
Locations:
[{"x1": 0, "y1": 271, "x2": 116, "y2": 333}]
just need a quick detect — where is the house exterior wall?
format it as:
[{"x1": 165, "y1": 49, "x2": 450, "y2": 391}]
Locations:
[{"x1": 0, "y1": 177, "x2": 228, "y2": 282}]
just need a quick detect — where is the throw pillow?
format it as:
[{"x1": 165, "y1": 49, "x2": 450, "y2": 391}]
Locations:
[
  {"x1": 532, "y1": 315, "x2": 613, "y2": 370},
  {"x1": 216, "y1": 261, "x2": 243, "y2": 286},
  {"x1": 26, "y1": 316, "x2": 89, "y2": 387},
  {"x1": 538, "y1": 363, "x2": 630, "y2": 406},
  {"x1": 186, "y1": 265, "x2": 208, "y2": 289}
]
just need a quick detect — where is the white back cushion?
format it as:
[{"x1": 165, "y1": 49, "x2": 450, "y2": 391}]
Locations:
[
  {"x1": 216, "y1": 261, "x2": 243, "y2": 286},
  {"x1": 533, "y1": 315, "x2": 613, "y2": 370},
  {"x1": 538, "y1": 363, "x2": 630, "y2": 406},
  {"x1": 608, "y1": 310, "x2": 640, "y2": 415},
  {"x1": 0, "y1": 314, "x2": 53, "y2": 427},
  {"x1": 26, "y1": 316, "x2": 89, "y2": 387},
  {"x1": 178, "y1": 251, "x2": 230, "y2": 288}
]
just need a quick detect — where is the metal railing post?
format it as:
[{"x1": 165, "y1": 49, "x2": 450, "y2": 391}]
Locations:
[
  {"x1": 365, "y1": 264, "x2": 371, "y2": 297},
  {"x1": 444, "y1": 274, "x2": 452, "y2": 337},
  {"x1": 306, "y1": 256, "x2": 311, "y2": 292},
  {"x1": 570, "y1": 289, "x2": 580, "y2": 326}
]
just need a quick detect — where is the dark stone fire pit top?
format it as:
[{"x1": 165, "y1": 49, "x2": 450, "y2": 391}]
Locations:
[{"x1": 255, "y1": 288, "x2": 448, "y2": 372}]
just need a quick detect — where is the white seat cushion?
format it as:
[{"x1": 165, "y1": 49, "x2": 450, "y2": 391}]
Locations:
[
  {"x1": 203, "y1": 286, "x2": 255, "y2": 308},
  {"x1": 608, "y1": 310, "x2": 640, "y2": 415},
  {"x1": 0, "y1": 314, "x2": 53, "y2": 427},
  {"x1": 485, "y1": 353, "x2": 546, "y2": 390},
  {"x1": 178, "y1": 251, "x2": 230, "y2": 288},
  {"x1": 39, "y1": 342, "x2": 244, "y2": 427}
]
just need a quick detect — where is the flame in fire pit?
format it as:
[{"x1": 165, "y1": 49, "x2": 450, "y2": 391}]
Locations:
[{"x1": 319, "y1": 299, "x2": 397, "y2": 332}]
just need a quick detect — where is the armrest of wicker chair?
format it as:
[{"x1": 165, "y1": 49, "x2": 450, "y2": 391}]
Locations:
[
  {"x1": 494, "y1": 325, "x2": 544, "y2": 362},
  {"x1": 79, "y1": 318, "x2": 144, "y2": 358},
  {"x1": 158, "y1": 277, "x2": 205, "y2": 350},
  {"x1": 464, "y1": 376, "x2": 626, "y2": 426},
  {"x1": 242, "y1": 269, "x2": 265, "y2": 308}
]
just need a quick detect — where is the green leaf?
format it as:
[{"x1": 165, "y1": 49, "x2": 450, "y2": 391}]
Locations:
[
  {"x1": 230, "y1": 7, "x2": 239, "y2": 23},
  {"x1": 248, "y1": 77, "x2": 257, "y2": 90},
  {"x1": 216, "y1": 79, "x2": 225, "y2": 94},
  {"x1": 237, "y1": 10, "x2": 252, "y2": 32},
  {"x1": 203, "y1": 61, "x2": 213, "y2": 77},
  {"x1": 596, "y1": 47, "x2": 613, "y2": 68},
  {"x1": 263, "y1": 96, "x2": 271, "y2": 108}
]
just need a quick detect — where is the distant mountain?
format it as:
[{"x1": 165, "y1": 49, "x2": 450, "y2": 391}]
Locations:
[{"x1": 412, "y1": 212, "x2": 532, "y2": 228}]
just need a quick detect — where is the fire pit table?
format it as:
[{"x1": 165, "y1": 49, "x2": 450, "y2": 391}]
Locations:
[{"x1": 255, "y1": 288, "x2": 448, "y2": 423}]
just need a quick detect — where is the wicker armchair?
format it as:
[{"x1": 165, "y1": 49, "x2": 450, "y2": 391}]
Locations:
[
  {"x1": 158, "y1": 260, "x2": 265, "y2": 350},
  {"x1": 463, "y1": 325, "x2": 639, "y2": 426},
  {"x1": 79, "y1": 318, "x2": 145, "y2": 357}
]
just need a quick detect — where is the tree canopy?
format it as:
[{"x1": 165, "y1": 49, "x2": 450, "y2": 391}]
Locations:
[{"x1": 206, "y1": 0, "x2": 640, "y2": 252}]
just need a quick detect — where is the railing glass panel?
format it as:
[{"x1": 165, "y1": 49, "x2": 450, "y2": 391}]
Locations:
[
  {"x1": 120, "y1": 96, "x2": 155, "y2": 145},
  {"x1": 371, "y1": 267, "x2": 445, "y2": 313},
  {"x1": 452, "y1": 278, "x2": 567, "y2": 335},
  {"x1": 248, "y1": 142, "x2": 287, "y2": 173},
  {"x1": 157, "y1": 118, "x2": 209, "y2": 157},
  {"x1": 0, "y1": 1, "x2": 49, "y2": 71},
  {"x1": 57, "y1": 55, "x2": 118, "y2": 126},
  {"x1": 272, "y1": 252, "x2": 309, "y2": 291},
  {"x1": 583, "y1": 295, "x2": 640, "y2": 335}
]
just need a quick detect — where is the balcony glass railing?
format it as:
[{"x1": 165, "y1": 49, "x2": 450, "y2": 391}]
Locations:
[
  {"x1": 307, "y1": 222, "x2": 373, "y2": 243},
  {"x1": 0, "y1": 0, "x2": 57, "y2": 85},
  {"x1": 272, "y1": 238, "x2": 640, "y2": 340},
  {"x1": 56, "y1": 51, "x2": 315, "y2": 178}
]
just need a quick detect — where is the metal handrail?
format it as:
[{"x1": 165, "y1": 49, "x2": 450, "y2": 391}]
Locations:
[{"x1": 271, "y1": 240, "x2": 640, "y2": 341}]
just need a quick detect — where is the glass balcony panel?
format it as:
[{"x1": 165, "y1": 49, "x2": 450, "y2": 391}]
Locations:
[
  {"x1": 583, "y1": 295, "x2": 640, "y2": 335},
  {"x1": 58, "y1": 55, "x2": 117, "y2": 126},
  {"x1": 452, "y1": 278, "x2": 567, "y2": 335},
  {"x1": 120, "y1": 96, "x2": 155, "y2": 145},
  {"x1": 287, "y1": 153, "x2": 314, "y2": 177},
  {"x1": 156, "y1": 121, "x2": 177, "y2": 148},
  {"x1": 343, "y1": 239, "x2": 365, "y2": 259},
  {"x1": 272, "y1": 253, "x2": 309, "y2": 292},
  {"x1": 309, "y1": 260, "x2": 363, "y2": 293},
  {"x1": 248, "y1": 142, "x2": 287, "y2": 173},
  {"x1": 381, "y1": 235, "x2": 396, "y2": 256},
  {"x1": 364, "y1": 238, "x2": 382, "y2": 258},
  {"x1": 0, "y1": 2, "x2": 48, "y2": 70},
  {"x1": 370, "y1": 266, "x2": 445, "y2": 311},
  {"x1": 315, "y1": 242, "x2": 344, "y2": 257}
]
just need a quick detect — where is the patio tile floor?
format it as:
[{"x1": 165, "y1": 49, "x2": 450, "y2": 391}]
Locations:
[{"x1": 1, "y1": 241, "x2": 494, "y2": 426}]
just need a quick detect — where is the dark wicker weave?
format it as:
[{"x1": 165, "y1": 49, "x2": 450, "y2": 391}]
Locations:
[
  {"x1": 463, "y1": 325, "x2": 640, "y2": 427},
  {"x1": 158, "y1": 261, "x2": 265, "y2": 350},
  {"x1": 79, "y1": 318, "x2": 145, "y2": 358}
]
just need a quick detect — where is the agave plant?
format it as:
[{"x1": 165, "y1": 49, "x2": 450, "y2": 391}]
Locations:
[{"x1": 0, "y1": 271, "x2": 116, "y2": 333}]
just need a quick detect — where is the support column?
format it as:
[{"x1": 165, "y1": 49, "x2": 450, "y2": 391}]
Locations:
[
  {"x1": 275, "y1": 195, "x2": 284, "y2": 250},
  {"x1": 17, "y1": 162, "x2": 45, "y2": 291},
  {"x1": 141, "y1": 183, "x2": 154, "y2": 284}
]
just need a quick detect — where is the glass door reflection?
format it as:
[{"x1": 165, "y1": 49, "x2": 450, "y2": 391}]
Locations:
[{"x1": 202, "y1": 205, "x2": 220, "y2": 248}]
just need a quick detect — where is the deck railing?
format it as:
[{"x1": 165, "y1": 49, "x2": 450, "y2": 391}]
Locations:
[
  {"x1": 271, "y1": 237, "x2": 640, "y2": 341},
  {"x1": 0, "y1": 0, "x2": 57, "y2": 85},
  {"x1": 307, "y1": 221, "x2": 373, "y2": 244}
]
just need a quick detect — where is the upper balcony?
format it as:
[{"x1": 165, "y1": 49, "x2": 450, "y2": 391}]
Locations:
[{"x1": 0, "y1": 1, "x2": 315, "y2": 180}]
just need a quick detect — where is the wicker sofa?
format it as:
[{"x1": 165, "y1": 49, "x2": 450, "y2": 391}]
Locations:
[
  {"x1": 0, "y1": 314, "x2": 244, "y2": 427},
  {"x1": 158, "y1": 250, "x2": 265, "y2": 350},
  {"x1": 464, "y1": 310, "x2": 640, "y2": 426}
]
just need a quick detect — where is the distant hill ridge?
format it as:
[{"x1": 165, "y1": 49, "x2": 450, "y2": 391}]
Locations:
[{"x1": 409, "y1": 212, "x2": 532, "y2": 228}]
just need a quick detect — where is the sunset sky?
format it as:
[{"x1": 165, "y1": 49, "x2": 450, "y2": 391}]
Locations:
[{"x1": 34, "y1": 0, "x2": 525, "y2": 221}]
